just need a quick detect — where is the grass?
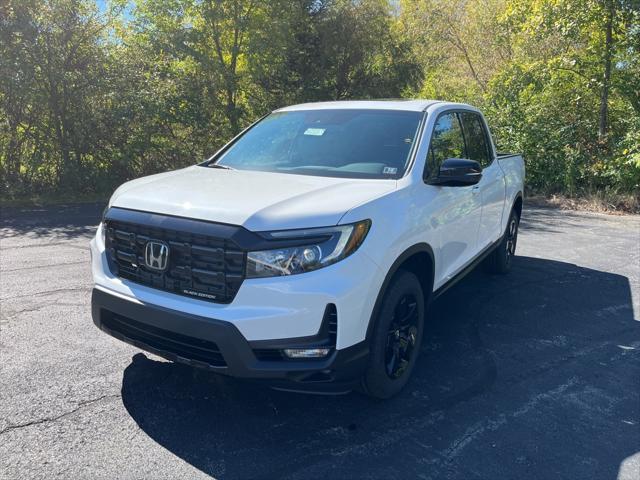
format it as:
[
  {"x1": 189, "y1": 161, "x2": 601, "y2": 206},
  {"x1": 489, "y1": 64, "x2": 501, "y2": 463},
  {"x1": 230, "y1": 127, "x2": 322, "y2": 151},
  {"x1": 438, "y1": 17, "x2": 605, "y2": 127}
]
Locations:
[{"x1": 527, "y1": 192, "x2": 639, "y2": 215}]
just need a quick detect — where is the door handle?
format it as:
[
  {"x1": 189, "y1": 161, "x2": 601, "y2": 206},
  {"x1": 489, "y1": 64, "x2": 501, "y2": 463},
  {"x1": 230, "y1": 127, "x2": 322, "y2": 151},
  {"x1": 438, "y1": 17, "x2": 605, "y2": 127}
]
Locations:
[{"x1": 472, "y1": 185, "x2": 480, "y2": 193}]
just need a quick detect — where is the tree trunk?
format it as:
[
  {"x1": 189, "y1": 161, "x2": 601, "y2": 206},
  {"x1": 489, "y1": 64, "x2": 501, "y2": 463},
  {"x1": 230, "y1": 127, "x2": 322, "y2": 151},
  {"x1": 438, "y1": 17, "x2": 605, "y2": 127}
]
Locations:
[
  {"x1": 226, "y1": 88, "x2": 240, "y2": 134},
  {"x1": 4, "y1": 122, "x2": 21, "y2": 187},
  {"x1": 598, "y1": 0, "x2": 615, "y2": 142}
]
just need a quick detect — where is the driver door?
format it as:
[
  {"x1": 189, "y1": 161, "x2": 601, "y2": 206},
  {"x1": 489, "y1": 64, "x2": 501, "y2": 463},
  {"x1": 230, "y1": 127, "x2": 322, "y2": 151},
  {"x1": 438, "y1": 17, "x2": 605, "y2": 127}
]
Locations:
[{"x1": 423, "y1": 112, "x2": 482, "y2": 286}]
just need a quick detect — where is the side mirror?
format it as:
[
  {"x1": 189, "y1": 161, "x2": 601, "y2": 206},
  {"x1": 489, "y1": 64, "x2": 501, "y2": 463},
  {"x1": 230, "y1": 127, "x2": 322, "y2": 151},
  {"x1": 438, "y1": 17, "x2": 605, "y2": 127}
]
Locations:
[{"x1": 426, "y1": 158, "x2": 482, "y2": 186}]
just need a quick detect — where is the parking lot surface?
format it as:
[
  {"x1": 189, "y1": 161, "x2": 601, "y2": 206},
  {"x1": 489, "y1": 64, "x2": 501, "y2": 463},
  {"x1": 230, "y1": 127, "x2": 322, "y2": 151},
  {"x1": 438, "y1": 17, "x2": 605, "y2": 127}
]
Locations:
[{"x1": 1, "y1": 203, "x2": 639, "y2": 479}]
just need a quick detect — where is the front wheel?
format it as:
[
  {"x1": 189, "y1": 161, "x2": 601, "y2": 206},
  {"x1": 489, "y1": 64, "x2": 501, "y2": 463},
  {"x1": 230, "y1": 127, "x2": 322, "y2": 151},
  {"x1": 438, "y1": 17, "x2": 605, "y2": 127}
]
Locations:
[
  {"x1": 360, "y1": 270, "x2": 425, "y2": 399},
  {"x1": 484, "y1": 209, "x2": 520, "y2": 274}
]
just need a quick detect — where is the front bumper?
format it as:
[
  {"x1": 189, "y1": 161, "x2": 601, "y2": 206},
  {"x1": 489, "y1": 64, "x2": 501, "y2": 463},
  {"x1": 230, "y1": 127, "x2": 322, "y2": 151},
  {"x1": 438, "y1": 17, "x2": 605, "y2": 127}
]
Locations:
[
  {"x1": 92, "y1": 288, "x2": 369, "y2": 392},
  {"x1": 91, "y1": 223, "x2": 384, "y2": 349}
]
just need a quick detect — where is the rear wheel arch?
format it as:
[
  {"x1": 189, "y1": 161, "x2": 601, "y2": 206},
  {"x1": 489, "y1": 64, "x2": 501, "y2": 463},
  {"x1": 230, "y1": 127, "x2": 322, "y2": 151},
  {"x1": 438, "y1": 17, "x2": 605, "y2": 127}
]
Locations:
[
  {"x1": 365, "y1": 243, "x2": 435, "y2": 342},
  {"x1": 513, "y1": 192, "x2": 523, "y2": 219}
]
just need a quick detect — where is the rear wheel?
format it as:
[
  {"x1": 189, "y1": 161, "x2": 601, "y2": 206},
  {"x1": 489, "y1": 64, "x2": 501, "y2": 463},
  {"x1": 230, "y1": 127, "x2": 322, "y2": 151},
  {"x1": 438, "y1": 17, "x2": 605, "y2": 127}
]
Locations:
[
  {"x1": 360, "y1": 270, "x2": 425, "y2": 399},
  {"x1": 484, "y1": 208, "x2": 520, "y2": 274}
]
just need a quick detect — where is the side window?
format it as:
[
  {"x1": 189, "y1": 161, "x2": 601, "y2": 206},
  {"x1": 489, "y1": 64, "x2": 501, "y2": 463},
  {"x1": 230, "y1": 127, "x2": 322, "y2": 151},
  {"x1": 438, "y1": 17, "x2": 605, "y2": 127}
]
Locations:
[
  {"x1": 426, "y1": 112, "x2": 465, "y2": 178},
  {"x1": 460, "y1": 112, "x2": 492, "y2": 168}
]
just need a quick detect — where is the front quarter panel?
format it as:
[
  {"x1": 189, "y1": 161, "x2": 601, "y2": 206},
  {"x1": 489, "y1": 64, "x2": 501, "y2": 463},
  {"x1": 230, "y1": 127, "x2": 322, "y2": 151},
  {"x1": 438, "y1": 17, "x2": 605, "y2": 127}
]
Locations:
[{"x1": 338, "y1": 185, "x2": 444, "y2": 337}]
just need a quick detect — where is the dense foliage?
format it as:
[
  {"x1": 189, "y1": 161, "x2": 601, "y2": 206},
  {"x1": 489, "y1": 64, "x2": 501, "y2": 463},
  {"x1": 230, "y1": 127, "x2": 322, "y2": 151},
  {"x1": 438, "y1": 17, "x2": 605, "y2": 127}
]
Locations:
[{"x1": 1, "y1": 0, "x2": 638, "y2": 202}]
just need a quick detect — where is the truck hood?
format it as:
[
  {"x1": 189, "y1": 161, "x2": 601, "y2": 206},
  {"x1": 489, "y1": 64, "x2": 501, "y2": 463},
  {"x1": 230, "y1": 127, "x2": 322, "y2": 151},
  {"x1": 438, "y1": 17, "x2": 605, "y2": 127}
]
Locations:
[{"x1": 109, "y1": 166, "x2": 396, "y2": 231}]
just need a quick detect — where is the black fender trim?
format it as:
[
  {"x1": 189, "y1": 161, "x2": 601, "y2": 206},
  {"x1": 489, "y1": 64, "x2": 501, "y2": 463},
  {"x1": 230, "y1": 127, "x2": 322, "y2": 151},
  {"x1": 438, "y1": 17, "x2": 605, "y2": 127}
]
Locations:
[
  {"x1": 364, "y1": 243, "x2": 435, "y2": 341},
  {"x1": 511, "y1": 191, "x2": 524, "y2": 220},
  {"x1": 514, "y1": 191, "x2": 523, "y2": 207}
]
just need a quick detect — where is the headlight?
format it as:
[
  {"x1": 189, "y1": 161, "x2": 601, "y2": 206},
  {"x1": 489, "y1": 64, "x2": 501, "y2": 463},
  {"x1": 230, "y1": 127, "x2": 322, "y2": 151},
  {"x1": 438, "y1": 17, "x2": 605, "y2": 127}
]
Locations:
[{"x1": 246, "y1": 220, "x2": 371, "y2": 278}]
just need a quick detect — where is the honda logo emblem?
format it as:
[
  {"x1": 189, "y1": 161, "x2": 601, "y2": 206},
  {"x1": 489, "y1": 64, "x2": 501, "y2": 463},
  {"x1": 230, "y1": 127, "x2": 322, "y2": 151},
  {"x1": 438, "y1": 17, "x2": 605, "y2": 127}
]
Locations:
[{"x1": 144, "y1": 241, "x2": 169, "y2": 271}]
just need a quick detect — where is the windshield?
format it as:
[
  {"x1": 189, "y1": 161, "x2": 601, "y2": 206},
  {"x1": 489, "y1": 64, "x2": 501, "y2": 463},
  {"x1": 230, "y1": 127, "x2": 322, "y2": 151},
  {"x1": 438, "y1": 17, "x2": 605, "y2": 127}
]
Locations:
[{"x1": 209, "y1": 109, "x2": 424, "y2": 179}]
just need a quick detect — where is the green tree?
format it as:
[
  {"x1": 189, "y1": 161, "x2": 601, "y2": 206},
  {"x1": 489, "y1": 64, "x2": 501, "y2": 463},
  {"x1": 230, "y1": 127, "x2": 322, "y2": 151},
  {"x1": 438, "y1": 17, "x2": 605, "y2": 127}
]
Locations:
[
  {"x1": 0, "y1": 0, "x2": 637, "y2": 204},
  {"x1": 1, "y1": 0, "x2": 112, "y2": 193}
]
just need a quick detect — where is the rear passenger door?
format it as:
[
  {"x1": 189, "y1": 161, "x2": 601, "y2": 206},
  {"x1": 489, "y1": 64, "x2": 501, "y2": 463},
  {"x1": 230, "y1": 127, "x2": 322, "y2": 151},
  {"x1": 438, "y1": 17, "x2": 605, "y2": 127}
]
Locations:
[{"x1": 459, "y1": 112, "x2": 506, "y2": 249}]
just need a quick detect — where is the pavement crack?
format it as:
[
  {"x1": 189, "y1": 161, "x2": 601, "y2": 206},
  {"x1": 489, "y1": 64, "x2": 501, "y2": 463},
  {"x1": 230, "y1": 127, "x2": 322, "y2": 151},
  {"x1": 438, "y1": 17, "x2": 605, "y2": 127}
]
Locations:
[
  {"x1": 0, "y1": 394, "x2": 121, "y2": 435},
  {"x1": 0, "y1": 240, "x2": 89, "y2": 250},
  {"x1": 1, "y1": 286, "x2": 91, "y2": 301},
  {"x1": 443, "y1": 377, "x2": 580, "y2": 462},
  {"x1": 1, "y1": 260, "x2": 88, "y2": 273},
  {"x1": 1, "y1": 300, "x2": 86, "y2": 322}
]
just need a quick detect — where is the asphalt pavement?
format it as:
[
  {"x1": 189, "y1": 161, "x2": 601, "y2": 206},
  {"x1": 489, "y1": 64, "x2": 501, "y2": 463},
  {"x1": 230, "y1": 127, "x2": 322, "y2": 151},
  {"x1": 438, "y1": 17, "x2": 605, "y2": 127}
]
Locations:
[{"x1": 1, "y1": 203, "x2": 639, "y2": 480}]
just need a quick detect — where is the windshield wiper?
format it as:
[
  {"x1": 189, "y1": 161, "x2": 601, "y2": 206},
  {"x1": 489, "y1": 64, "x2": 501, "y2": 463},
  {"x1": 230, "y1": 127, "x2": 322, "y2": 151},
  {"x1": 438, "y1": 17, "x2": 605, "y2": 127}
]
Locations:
[{"x1": 207, "y1": 163, "x2": 235, "y2": 171}]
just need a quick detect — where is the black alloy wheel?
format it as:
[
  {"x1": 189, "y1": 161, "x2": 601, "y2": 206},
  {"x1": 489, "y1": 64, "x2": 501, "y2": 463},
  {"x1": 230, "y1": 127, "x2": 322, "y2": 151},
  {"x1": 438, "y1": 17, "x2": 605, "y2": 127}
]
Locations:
[
  {"x1": 385, "y1": 294, "x2": 419, "y2": 379},
  {"x1": 484, "y1": 208, "x2": 520, "y2": 274},
  {"x1": 361, "y1": 270, "x2": 425, "y2": 398},
  {"x1": 505, "y1": 214, "x2": 519, "y2": 267}
]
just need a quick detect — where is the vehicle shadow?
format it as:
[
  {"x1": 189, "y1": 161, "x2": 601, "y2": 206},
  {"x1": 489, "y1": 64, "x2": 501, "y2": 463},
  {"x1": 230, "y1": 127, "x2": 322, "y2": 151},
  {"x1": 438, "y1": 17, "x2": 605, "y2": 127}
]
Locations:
[
  {"x1": 0, "y1": 203, "x2": 104, "y2": 240},
  {"x1": 120, "y1": 256, "x2": 639, "y2": 480},
  {"x1": 518, "y1": 205, "x2": 599, "y2": 234}
]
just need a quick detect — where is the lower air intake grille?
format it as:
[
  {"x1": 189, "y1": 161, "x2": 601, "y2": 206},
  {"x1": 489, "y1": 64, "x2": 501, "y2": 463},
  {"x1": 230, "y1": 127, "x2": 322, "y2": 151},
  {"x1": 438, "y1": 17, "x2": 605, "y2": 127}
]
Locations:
[
  {"x1": 253, "y1": 349, "x2": 285, "y2": 361},
  {"x1": 326, "y1": 304, "x2": 338, "y2": 345},
  {"x1": 101, "y1": 312, "x2": 227, "y2": 367}
]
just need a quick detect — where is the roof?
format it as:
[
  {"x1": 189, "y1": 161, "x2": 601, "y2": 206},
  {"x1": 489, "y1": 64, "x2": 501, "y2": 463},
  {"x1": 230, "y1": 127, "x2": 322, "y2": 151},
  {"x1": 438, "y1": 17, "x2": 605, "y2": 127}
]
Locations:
[{"x1": 275, "y1": 99, "x2": 442, "y2": 113}]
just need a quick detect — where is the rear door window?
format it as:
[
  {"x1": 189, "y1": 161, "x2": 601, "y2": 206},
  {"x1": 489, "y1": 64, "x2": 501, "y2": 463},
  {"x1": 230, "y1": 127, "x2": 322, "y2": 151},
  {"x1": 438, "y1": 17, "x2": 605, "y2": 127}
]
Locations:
[{"x1": 459, "y1": 112, "x2": 492, "y2": 168}]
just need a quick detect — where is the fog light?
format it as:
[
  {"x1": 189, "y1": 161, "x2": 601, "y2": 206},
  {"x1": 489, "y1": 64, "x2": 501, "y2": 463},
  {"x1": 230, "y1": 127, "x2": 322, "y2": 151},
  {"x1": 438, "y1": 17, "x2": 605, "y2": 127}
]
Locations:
[{"x1": 283, "y1": 347, "x2": 331, "y2": 359}]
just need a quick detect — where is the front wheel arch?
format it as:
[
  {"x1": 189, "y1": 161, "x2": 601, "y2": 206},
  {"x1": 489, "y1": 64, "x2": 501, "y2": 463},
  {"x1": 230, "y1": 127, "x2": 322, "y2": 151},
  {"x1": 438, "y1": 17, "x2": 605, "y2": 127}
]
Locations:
[
  {"x1": 360, "y1": 270, "x2": 426, "y2": 398},
  {"x1": 365, "y1": 243, "x2": 435, "y2": 343}
]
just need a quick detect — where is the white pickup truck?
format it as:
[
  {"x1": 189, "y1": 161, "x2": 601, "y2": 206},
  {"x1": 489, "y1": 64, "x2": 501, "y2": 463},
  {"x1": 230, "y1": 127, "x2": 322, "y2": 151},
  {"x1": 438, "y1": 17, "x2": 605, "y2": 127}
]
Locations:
[{"x1": 91, "y1": 100, "x2": 524, "y2": 398}]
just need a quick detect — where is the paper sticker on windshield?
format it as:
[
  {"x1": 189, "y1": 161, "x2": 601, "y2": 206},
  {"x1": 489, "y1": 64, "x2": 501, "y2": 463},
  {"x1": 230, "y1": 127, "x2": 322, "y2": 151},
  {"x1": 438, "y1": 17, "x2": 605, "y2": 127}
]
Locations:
[
  {"x1": 304, "y1": 128, "x2": 325, "y2": 136},
  {"x1": 383, "y1": 167, "x2": 398, "y2": 175}
]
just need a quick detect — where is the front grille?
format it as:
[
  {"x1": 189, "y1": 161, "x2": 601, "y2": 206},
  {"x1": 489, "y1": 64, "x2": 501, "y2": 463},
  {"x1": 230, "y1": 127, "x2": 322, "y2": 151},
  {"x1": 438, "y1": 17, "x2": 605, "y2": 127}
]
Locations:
[
  {"x1": 105, "y1": 219, "x2": 245, "y2": 303},
  {"x1": 101, "y1": 311, "x2": 227, "y2": 367}
]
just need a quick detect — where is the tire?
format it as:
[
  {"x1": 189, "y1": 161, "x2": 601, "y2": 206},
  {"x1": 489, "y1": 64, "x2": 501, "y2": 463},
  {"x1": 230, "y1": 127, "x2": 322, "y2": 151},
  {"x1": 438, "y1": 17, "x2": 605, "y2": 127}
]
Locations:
[
  {"x1": 483, "y1": 208, "x2": 520, "y2": 274},
  {"x1": 360, "y1": 270, "x2": 425, "y2": 399}
]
